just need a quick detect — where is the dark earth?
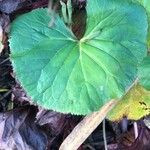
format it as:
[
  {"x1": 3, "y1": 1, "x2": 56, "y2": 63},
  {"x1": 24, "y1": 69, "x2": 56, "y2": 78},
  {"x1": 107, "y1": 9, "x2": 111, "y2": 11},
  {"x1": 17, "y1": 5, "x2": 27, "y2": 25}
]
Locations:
[{"x1": 0, "y1": 0, "x2": 150, "y2": 150}]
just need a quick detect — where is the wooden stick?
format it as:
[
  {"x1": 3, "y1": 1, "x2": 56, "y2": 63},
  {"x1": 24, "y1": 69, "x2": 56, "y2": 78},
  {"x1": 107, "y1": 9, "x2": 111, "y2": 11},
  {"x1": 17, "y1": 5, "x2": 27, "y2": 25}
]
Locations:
[{"x1": 59, "y1": 99, "x2": 118, "y2": 150}]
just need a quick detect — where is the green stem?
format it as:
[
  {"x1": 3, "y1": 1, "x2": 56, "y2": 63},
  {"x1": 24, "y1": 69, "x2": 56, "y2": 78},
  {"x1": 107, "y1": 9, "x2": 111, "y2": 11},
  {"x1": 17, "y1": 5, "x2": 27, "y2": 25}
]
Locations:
[
  {"x1": 67, "y1": 0, "x2": 72, "y2": 25},
  {"x1": 60, "y1": 0, "x2": 68, "y2": 24}
]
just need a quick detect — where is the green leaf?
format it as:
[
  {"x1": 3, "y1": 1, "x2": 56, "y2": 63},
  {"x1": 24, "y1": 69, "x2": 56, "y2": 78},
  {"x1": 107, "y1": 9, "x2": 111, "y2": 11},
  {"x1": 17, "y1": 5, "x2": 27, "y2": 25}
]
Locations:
[
  {"x1": 108, "y1": 55, "x2": 150, "y2": 121},
  {"x1": 9, "y1": 0, "x2": 148, "y2": 115},
  {"x1": 133, "y1": 0, "x2": 150, "y2": 47},
  {"x1": 107, "y1": 84, "x2": 150, "y2": 121},
  {"x1": 138, "y1": 55, "x2": 150, "y2": 90}
]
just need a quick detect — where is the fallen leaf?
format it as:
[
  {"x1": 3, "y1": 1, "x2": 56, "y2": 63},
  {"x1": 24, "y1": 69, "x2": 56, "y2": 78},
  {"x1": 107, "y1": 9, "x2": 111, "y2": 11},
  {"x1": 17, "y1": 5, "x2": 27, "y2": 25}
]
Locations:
[
  {"x1": 0, "y1": 13, "x2": 10, "y2": 33},
  {"x1": 118, "y1": 121, "x2": 150, "y2": 150},
  {"x1": 108, "y1": 84, "x2": 150, "y2": 121},
  {"x1": 36, "y1": 108, "x2": 82, "y2": 149},
  {"x1": 0, "y1": 0, "x2": 26, "y2": 14},
  {"x1": 12, "y1": 83, "x2": 31, "y2": 105},
  {"x1": 144, "y1": 116, "x2": 150, "y2": 129},
  {"x1": 0, "y1": 13, "x2": 10, "y2": 54},
  {"x1": 0, "y1": 106, "x2": 47, "y2": 150},
  {"x1": 36, "y1": 109, "x2": 66, "y2": 135}
]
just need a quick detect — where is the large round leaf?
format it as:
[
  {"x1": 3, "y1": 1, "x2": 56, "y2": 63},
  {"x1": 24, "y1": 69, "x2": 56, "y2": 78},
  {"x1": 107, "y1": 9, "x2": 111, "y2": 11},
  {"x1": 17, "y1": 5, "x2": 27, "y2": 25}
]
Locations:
[
  {"x1": 9, "y1": 0, "x2": 147, "y2": 115},
  {"x1": 138, "y1": 56, "x2": 150, "y2": 90},
  {"x1": 133, "y1": 0, "x2": 150, "y2": 47}
]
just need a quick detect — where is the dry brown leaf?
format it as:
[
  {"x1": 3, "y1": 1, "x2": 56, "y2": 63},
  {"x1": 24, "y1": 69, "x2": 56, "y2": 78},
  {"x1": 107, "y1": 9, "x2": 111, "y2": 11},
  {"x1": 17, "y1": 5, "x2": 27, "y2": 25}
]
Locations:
[{"x1": 0, "y1": 106, "x2": 47, "y2": 150}]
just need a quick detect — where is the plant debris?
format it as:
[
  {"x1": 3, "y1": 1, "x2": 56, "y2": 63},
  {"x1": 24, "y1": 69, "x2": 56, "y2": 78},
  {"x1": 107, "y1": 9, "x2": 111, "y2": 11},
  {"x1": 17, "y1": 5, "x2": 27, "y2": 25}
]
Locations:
[
  {"x1": 0, "y1": 0, "x2": 26, "y2": 14},
  {"x1": 0, "y1": 106, "x2": 47, "y2": 150},
  {"x1": 0, "y1": 25, "x2": 4, "y2": 53}
]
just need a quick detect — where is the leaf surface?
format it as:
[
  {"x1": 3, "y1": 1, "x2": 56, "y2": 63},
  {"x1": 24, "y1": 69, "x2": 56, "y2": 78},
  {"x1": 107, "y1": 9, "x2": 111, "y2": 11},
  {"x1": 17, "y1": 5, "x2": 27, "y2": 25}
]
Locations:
[
  {"x1": 108, "y1": 55, "x2": 150, "y2": 121},
  {"x1": 138, "y1": 56, "x2": 150, "y2": 90},
  {"x1": 133, "y1": 0, "x2": 150, "y2": 47},
  {"x1": 107, "y1": 84, "x2": 150, "y2": 121},
  {"x1": 10, "y1": 0, "x2": 147, "y2": 115}
]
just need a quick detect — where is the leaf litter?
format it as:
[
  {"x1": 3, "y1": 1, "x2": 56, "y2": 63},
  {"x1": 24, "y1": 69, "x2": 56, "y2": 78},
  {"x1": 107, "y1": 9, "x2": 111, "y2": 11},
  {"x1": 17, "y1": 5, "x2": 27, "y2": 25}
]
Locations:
[{"x1": 0, "y1": 0, "x2": 150, "y2": 149}]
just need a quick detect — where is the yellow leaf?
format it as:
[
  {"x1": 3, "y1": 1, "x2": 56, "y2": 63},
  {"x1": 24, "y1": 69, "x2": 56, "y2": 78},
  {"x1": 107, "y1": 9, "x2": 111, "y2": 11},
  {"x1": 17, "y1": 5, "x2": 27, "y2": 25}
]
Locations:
[{"x1": 107, "y1": 84, "x2": 150, "y2": 121}]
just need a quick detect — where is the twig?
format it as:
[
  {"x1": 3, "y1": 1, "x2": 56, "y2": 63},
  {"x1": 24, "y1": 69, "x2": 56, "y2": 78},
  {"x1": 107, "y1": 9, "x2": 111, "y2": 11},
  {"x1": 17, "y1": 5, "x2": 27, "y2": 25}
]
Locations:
[
  {"x1": 59, "y1": 100, "x2": 118, "y2": 150},
  {"x1": 0, "y1": 58, "x2": 9, "y2": 65},
  {"x1": 134, "y1": 122, "x2": 138, "y2": 139},
  {"x1": 0, "y1": 89, "x2": 8, "y2": 92},
  {"x1": 103, "y1": 119, "x2": 108, "y2": 150},
  {"x1": 0, "y1": 90, "x2": 12, "y2": 101}
]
